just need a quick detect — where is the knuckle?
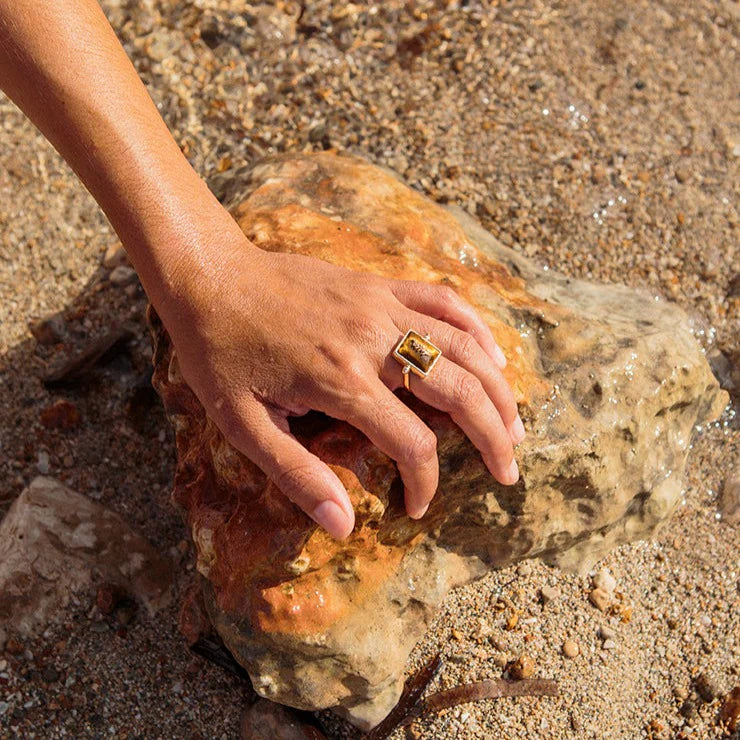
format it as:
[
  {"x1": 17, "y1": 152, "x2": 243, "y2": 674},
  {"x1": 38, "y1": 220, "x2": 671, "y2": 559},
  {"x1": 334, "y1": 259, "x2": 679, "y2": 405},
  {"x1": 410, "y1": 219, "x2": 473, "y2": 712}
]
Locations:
[
  {"x1": 346, "y1": 315, "x2": 381, "y2": 344},
  {"x1": 274, "y1": 463, "x2": 317, "y2": 500},
  {"x1": 399, "y1": 427, "x2": 437, "y2": 465},
  {"x1": 453, "y1": 372, "x2": 484, "y2": 407},
  {"x1": 451, "y1": 331, "x2": 476, "y2": 362}
]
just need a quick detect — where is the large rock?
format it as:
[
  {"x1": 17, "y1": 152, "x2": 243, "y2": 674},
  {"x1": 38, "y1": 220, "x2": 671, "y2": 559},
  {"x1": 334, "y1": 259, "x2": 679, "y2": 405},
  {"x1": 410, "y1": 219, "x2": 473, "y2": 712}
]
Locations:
[
  {"x1": 0, "y1": 476, "x2": 172, "y2": 644},
  {"x1": 149, "y1": 152, "x2": 728, "y2": 728}
]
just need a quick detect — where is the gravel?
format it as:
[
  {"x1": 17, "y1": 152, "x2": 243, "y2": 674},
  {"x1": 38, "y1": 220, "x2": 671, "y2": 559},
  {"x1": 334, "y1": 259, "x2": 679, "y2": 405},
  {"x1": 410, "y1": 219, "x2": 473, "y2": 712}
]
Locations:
[{"x1": 0, "y1": 0, "x2": 737, "y2": 738}]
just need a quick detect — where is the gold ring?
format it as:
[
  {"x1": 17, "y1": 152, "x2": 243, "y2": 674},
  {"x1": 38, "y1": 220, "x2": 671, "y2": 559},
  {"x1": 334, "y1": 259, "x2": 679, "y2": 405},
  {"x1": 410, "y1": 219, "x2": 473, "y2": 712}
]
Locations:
[{"x1": 392, "y1": 329, "x2": 443, "y2": 391}]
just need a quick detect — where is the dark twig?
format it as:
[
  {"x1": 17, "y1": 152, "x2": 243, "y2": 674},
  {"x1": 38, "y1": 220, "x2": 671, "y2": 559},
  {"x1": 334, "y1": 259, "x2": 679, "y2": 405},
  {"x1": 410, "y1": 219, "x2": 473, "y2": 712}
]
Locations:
[
  {"x1": 365, "y1": 654, "x2": 443, "y2": 740},
  {"x1": 419, "y1": 677, "x2": 559, "y2": 714},
  {"x1": 189, "y1": 637, "x2": 252, "y2": 682}
]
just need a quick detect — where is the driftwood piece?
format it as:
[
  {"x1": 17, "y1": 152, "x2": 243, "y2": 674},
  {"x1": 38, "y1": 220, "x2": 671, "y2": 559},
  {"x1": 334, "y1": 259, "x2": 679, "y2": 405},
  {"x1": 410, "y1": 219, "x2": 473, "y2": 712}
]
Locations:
[
  {"x1": 420, "y1": 677, "x2": 559, "y2": 713},
  {"x1": 365, "y1": 654, "x2": 558, "y2": 739}
]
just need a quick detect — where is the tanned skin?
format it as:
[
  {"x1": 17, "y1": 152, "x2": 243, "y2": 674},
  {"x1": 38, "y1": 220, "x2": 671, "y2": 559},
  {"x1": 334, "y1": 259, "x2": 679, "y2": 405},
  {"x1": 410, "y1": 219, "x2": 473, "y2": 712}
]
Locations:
[{"x1": 0, "y1": 0, "x2": 524, "y2": 538}]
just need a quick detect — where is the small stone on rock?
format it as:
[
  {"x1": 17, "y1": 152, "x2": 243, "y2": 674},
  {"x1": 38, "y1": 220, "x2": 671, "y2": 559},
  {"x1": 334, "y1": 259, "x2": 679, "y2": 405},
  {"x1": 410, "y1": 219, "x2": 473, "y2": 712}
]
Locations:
[
  {"x1": 36, "y1": 450, "x2": 50, "y2": 475},
  {"x1": 540, "y1": 585, "x2": 560, "y2": 605}
]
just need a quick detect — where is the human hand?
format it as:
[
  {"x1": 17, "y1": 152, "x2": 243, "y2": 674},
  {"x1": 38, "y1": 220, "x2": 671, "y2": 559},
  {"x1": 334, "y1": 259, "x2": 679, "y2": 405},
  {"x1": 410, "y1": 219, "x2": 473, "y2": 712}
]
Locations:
[
  {"x1": 159, "y1": 235, "x2": 525, "y2": 539},
  {"x1": 0, "y1": 0, "x2": 523, "y2": 541}
]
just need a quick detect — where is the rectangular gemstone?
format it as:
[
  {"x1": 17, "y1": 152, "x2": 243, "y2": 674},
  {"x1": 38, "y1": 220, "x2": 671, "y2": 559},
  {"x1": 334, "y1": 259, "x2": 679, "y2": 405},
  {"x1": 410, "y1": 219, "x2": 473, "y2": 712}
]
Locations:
[{"x1": 395, "y1": 330, "x2": 442, "y2": 374}]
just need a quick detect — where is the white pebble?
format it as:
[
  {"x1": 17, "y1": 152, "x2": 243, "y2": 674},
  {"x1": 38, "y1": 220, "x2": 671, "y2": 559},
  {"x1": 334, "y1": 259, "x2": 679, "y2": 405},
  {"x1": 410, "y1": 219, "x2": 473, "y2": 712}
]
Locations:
[
  {"x1": 593, "y1": 567, "x2": 617, "y2": 593},
  {"x1": 37, "y1": 450, "x2": 50, "y2": 475}
]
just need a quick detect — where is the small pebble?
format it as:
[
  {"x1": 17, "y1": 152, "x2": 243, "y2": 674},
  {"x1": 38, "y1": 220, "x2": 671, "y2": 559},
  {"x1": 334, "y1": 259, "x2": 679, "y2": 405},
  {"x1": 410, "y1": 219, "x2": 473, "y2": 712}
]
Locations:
[
  {"x1": 674, "y1": 165, "x2": 691, "y2": 183},
  {"x1": 516, "y1": 562, "x2": 532, "y2": 577},
  {"x1": 510, "y1": 655, "x2": 535, "y2": 679},
  {"x1": 37, "y1": 450, "x2": 50, "y2": 475},
  {"x1": 492, "y1": 653, "x2": 509, "y2": 668},
  {"x1": 562, "y1": 640, "x2": 579, "y2": 658},
  {"x1": 593, "y1": 568, "x2": 617, "y2": 593},
  {"x1": 695, "y1": 672, "x2": 721, "y2": 702},
  {"x1": 4, "y1": 637, "x2": 23, "y2": 655},
  {"x1": 602, "y1": 639, "x2": 617, "y2": 650},
  {"x1": 589, "y1": 587, "x2": 610, "y2": 612},
  {"x1": 102, "y1": 243, "x2": 129, "y2": 269},
  {"x1": 109, "y1": 265, "x2": 137, "y2": 286},
  {"x1": 673, "y1": 685, "x2": 689, "y2": 701},
  {"x1": 42, "y1": 666, "x2": 60, "y2": 683},
  {"x1": 29, "y1": 314, "x2": 66, "y2": 345}
]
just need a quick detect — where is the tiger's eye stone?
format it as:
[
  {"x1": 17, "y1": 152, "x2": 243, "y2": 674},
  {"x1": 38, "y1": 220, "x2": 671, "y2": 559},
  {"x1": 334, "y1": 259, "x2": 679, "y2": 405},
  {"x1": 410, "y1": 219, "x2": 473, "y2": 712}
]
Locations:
[{"x1": 395, "y1": 330, "x2": 441, "y2": 374}]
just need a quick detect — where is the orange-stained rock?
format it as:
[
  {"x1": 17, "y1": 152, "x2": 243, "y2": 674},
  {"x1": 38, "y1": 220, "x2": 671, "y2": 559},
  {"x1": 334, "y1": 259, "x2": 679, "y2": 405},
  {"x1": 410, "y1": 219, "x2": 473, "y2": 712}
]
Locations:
[{"x1": 148, "y1": 152, "x2": 728, "y2": 729}]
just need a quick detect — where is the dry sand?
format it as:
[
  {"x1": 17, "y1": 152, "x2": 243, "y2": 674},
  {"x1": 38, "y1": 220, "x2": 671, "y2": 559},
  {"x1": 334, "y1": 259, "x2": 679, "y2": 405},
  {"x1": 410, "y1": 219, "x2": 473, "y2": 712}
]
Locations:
[{"x1": 0, "y1": 1, "x2": 737, "y2": 738}]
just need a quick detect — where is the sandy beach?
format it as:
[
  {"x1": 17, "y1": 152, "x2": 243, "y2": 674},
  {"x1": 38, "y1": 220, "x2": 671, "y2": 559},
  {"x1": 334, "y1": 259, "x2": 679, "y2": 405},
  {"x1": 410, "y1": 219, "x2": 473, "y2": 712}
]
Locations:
[{"x1": 0, "y1": 1, "x2": 737, "y2": 737}]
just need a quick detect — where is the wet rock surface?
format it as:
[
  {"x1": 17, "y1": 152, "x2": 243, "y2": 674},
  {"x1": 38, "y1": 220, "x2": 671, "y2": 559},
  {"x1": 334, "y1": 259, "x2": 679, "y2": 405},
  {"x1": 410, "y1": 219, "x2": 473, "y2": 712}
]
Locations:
[
  {"x1": 150, "y1": 152, "x2": 727, "y2": 728},
  {"x1": 0, "y1": 476, "x2": 172, "y2": 644}
]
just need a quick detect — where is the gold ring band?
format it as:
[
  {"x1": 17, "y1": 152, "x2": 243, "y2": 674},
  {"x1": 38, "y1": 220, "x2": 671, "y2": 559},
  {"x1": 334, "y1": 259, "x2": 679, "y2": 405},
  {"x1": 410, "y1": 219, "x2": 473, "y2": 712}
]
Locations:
[{"x1": 392, "y1": 329, "x2": 443, "y2": 391}]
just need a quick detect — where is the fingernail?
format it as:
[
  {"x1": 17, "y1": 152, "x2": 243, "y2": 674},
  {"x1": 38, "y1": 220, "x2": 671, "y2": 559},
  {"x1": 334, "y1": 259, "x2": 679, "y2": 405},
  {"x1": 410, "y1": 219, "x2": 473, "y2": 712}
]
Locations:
[
  {"x1": 507, "y1": 458, "x2": 519, "y2": 484},
  {"x1": 410, "y1": 503, "x2": 429, "y2": 520},
  {"x1": 312, "y1": 500, "x2": 353, "y2": 539},
  {"x1": 511, "y1": 415, "x2": 525, "y2": 445},
  {"x1": 493, "y1": 344, "x2": 507, "y2": 369}
]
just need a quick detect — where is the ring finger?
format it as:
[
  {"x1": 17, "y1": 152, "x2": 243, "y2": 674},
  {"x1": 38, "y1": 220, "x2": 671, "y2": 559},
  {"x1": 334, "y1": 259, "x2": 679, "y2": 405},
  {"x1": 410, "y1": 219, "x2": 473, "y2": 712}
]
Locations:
[
  {"x1": 380, "y1": 352, "x2": 519, "y2": 486},
  {"x1": 391, "y1": 311, "x2": 524, "y2": 445}
]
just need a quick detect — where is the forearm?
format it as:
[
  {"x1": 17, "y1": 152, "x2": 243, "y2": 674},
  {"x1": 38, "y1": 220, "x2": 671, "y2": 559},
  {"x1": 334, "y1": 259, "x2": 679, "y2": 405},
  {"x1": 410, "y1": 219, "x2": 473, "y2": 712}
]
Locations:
[{"x1": 0, "y1": 0, "x2": 249, "y2": 314}]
